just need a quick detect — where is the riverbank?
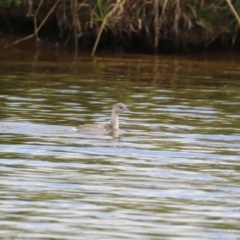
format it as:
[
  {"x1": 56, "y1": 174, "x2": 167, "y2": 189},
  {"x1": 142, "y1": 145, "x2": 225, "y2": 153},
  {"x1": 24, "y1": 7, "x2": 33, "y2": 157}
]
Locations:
[{"x1": 1, "y1": 0, "x2": 240, "y2": 55}]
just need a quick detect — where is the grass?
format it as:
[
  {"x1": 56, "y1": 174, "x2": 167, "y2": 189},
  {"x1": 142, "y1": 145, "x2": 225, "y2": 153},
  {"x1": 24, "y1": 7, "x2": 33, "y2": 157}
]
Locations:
[{"x1": 1, "y1": 0, "x2": 240, "y2": 54}]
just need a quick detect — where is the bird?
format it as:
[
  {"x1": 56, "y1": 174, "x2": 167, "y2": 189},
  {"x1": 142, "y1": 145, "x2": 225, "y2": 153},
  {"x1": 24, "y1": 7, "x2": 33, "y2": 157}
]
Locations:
[{"x1": 76, "y1": 103, "x2": 129, "y2": 134}]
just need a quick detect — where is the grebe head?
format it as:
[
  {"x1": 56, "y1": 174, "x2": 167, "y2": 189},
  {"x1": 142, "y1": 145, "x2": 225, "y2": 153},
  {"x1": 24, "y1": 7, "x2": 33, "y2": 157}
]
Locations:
[{"x1": 112, "y1": 103, "x2": 129, "y2": 114}]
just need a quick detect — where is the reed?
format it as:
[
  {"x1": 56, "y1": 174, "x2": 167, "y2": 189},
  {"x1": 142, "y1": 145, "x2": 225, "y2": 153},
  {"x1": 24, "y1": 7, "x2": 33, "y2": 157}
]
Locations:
[{"x1": 1, "y1": 0, "x2": 240, "y2": 53}]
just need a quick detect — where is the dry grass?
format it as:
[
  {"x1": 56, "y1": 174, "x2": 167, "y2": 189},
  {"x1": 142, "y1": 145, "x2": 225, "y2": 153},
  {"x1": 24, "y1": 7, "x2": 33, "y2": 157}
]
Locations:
[{"x1": 3, "y1": 0, "x2": 240, "y2": 53}]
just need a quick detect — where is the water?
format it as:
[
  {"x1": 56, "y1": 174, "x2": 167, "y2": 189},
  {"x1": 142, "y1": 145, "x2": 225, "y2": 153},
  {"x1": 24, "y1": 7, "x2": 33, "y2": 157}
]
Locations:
[{"x1": 0, "y1": 50, "x2": 240, "y2": 239}]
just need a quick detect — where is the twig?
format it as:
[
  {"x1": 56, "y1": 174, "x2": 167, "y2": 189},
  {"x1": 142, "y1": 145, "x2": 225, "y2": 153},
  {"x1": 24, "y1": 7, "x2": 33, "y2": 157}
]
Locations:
[
  {"x1": 226, "y1": 0, "x2": 240, "y2": 26},
  {"x1": 153, "y1": 0, "x2": 159, "y2": 52},
  {"x1": 206, "y1": 22, "x2": 233, "y2": 47},
  {"x1": 5, "y1": 0, "x2": 60, "y2": 48},
  {"x1": 33, "y1": 0, "x2": 43, "y2": 42}
]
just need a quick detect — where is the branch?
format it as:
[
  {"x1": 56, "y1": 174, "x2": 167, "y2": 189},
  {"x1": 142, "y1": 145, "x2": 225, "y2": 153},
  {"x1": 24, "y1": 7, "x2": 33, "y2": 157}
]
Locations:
[
  {"x1": 5, "y1": 0, "x2": 60, "y2": 48},
  {"x1": 226, "y1": 0, "x2": 240, "y2": 26}
]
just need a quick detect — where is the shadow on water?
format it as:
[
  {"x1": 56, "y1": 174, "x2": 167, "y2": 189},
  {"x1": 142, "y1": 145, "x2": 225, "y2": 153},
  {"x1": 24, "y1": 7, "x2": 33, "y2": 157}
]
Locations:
[{"x1": 0, "y1": 49, "x2": 240, "y2": 239}]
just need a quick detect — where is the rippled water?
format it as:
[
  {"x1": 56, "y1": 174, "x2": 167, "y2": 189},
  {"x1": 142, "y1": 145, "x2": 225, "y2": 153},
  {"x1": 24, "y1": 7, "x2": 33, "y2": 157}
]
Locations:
[{"x1": 0, "y1": 51, "x2": 240, "y2": 239}]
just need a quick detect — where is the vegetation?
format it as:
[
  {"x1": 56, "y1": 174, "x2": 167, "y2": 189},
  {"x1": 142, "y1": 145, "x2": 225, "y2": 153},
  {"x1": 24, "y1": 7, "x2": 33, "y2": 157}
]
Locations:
[
  {"x1": 0, "y1": 0, "x2": 240, "y2": 54},
  {"x1": 0, "y1": 0, "x2": 20, "y2": 6}
]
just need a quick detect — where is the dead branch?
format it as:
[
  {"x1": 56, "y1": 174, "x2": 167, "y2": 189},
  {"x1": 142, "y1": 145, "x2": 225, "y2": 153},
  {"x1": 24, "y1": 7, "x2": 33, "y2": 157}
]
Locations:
[
  {"x1": 5, "y1": 0, "x2": 61, "y2": 48},
  {"x1": 226, "y1": 0, "x2": 240, "y2": 26}
]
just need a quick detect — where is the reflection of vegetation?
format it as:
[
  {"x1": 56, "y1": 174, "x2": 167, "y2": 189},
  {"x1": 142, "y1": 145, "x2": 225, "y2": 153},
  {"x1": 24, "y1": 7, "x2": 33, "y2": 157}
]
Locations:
[{"x1": 1, "y1": 0, "x2": 240, "y2": 54}]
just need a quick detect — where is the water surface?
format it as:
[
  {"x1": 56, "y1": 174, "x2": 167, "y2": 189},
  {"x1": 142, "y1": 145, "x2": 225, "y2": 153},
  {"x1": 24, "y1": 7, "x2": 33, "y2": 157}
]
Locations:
[{"x1": 0, "y1": 50, "x2": 240, "y2": 239}]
